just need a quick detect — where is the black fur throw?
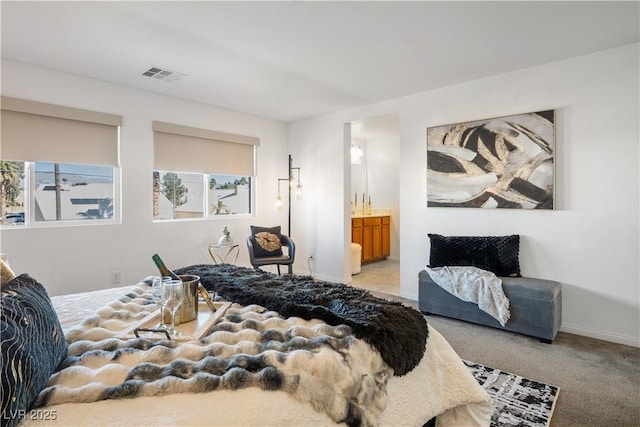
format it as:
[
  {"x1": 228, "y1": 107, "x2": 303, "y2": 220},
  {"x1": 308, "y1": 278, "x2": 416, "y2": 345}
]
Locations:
[{"x1": 175, "y1": 264, "x2": 428, "y2": 376}]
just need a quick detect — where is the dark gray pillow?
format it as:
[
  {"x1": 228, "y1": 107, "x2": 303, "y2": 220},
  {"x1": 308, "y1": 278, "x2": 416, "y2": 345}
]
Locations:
[
  {"x1": 428, "y1": 234, "x2": 521, "y2": 277},
  {"x1": 250, "y1": 225, "x2": 284, "y2": 257},
  {"x1": 1, "y1": 274, "x2": 67, "y2": 427}
]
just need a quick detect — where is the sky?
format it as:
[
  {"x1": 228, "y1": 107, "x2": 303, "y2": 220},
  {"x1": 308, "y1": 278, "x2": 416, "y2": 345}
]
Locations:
[{"x1": 35, "y1": 162, "x2": 113, "y2": 185}]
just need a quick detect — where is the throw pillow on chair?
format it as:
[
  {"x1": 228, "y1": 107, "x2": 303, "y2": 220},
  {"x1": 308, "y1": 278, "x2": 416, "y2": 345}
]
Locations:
[{"x1": 250, "y1": 226, "x2": 284, "y2": 257}]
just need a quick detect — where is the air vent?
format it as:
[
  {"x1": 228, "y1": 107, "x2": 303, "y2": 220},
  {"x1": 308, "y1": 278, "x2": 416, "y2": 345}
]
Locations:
[{"x1": 141, "y1": 66, "x2": 187, "y2": 82}]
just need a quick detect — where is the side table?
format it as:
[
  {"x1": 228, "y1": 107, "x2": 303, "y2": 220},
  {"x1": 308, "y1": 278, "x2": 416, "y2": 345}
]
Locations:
[{"x1": 208, "y1": 243, "x2": 239, "y2": 265}]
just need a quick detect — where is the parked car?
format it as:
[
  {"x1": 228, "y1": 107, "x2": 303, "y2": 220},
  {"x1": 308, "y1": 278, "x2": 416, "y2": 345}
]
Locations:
[{"x1": 5, "y1": 212, "x2": 25, "y2": 224}]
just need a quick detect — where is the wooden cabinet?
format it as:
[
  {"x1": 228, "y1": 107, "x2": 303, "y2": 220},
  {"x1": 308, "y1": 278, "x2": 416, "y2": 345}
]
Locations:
[
  {"x1": 381, "y1": 216, "x2": 391, "y2": 258},
  {"x1": 352, "y1": 218, "x2": 363, "y2": 249},
  {"x1": 351, "y1": 215, "x2": 390, "y2": 264}
]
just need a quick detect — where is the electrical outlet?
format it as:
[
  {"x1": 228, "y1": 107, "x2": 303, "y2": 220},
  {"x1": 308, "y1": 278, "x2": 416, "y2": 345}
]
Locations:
[
  {"x1": 307, "y1": 254, "x2": 315, "y2": 277},
  {"x1": 111, "y1": 270, "x2": 121, "y2": 284}
]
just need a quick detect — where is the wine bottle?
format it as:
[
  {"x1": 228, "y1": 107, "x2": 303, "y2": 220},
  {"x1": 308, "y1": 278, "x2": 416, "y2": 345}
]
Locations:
[{"x1": 151, "y1": 254, "x2": 181, "y2": 280}]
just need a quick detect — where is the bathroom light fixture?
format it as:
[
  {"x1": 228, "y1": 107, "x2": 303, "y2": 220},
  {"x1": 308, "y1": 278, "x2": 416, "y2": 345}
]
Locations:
[{"x1": 351, "y1": 143, "x2": 364, "y2": 164}]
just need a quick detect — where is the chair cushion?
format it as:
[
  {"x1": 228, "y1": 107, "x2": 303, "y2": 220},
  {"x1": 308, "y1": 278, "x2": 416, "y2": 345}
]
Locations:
[
  {"x1": 250, "y1": 226, "x2": 284, "y2": 257},
  {"x1": 428, "y1": 233, "x2": 521, "y2": 277},
  {"x1": 1, "y1": 274, "x2": 68, "y2": 427}
]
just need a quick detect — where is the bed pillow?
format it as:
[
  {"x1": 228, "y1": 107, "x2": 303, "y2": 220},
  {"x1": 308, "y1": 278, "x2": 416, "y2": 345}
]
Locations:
[
  {"x1": 0, "y1": 259, "x2": 16, "y2": 287},
  {"x1": 1, "y1": 274, "x2": 68, "y2": 427},
  {"x1": 428, "y1": 234, "x2": 521, "y2": 277},
  {"x1": 250, "y1": 226, "x2": 284, "y2": 257}
]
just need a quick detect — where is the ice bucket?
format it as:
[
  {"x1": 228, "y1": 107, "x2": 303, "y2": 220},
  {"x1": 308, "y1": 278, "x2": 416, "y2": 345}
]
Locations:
[{"x1": 178, "y1": 274, "x2": 200, "y2": 323}]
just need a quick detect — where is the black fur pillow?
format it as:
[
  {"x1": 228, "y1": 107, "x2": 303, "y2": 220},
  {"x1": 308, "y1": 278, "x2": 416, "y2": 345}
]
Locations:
[
  {"x1": 428, "y1": 234, "x2": 521, "y2": 277},
  {"x1": 1, "y1": 274, "x2": 67, "y2": 427},
  {"x1": 250, "y1": 225, "x2": 283, "y2": 257}
]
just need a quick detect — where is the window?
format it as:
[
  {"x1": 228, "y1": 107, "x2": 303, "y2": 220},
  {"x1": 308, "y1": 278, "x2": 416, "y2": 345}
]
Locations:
[
  {"x1": 152, "y1": 172, "x2": 253, "y2": 220},
  {"x1": 34, "y1": 162, "x2": 115, "y2": 222},
  {"x1": 0, "y1": 161, "x2": 25, "y2": 225},
  {"x1": 1, "y1": 161, "x2": 116, "y2": 226},
  {"x1": 209, "y1": 175, "x2": 252, "y2": 215},
  {"x1": 0, "y1": 97, "x2": 122, "y2": 227},
  {"x1": 152, "y1": 121, "x2": 259, "y2": 221},
  {"x1": 154, "y1": 171, "x2": 203, "y2": 220}
]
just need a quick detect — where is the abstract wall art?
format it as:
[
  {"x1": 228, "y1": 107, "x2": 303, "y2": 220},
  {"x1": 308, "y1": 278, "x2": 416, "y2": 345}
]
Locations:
[{"x1": 427, "y1": 110, "x2": 555, "y2": 209}]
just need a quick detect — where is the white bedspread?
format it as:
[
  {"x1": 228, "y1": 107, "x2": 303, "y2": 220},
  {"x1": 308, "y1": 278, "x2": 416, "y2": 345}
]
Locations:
[
  {"x1": 19, "y1": 284, "x2": 492, "y2": 427},
  {"x1": 426, "y1": 266, "x2": 511, "y2": 326}
]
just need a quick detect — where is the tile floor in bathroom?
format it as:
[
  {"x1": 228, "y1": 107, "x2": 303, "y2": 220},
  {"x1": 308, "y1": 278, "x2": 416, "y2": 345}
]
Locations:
[{"x1": 350, "y1": 259, "x2": 400, "y2": 296}]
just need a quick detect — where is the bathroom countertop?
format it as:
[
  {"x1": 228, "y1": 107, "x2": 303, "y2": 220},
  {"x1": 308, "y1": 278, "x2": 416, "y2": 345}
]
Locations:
[{"x1": 351, "y1": 210, "x2": 391, "y2": 218}]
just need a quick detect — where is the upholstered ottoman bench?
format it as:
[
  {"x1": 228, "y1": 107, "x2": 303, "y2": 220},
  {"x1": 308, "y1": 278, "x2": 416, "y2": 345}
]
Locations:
[
  {"x1": 420, "y1": 233, "x2": 562, "y2": 343},
  {"x1": 419, "y1": 270, "x2": 562, "y2": 343}
]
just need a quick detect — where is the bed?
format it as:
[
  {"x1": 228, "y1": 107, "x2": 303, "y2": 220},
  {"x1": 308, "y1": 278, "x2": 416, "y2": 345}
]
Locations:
[{"x1": 2, "y1": 264, "x2": 492, "y2": 427}]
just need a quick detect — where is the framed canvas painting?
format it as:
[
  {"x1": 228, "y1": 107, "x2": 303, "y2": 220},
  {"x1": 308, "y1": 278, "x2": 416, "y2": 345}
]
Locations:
[{"x1": 426, "y1": 110, "x2": 555, "y2": 209}]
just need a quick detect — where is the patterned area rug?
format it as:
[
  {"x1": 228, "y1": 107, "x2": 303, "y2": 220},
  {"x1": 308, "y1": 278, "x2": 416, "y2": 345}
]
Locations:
[{"x1": 464, "y1": 360, "x2": 560, "y2": 427}]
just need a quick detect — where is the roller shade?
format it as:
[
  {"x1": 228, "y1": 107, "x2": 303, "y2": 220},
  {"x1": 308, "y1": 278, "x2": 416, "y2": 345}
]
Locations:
[
  {"x1": 153, "y1": 121, "x2": 259, "y2": 176},
  {"x1": 1, "y1": 96, "x2": 122, "y2": 166}
]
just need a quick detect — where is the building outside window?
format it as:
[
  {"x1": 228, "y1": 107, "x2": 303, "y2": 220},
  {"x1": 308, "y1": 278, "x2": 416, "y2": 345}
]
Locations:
[
  {"x1": 34, "y1": 162, "x2": 115, "y2": 221},
  {"x1": 209, "y1": 175, "x2": 252, "y2": 216}
]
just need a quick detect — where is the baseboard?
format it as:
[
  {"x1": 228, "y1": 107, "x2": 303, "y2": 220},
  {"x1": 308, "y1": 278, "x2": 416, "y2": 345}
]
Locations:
[
  {"x1": 292, "y1": 266, "x2": 315, "y2": 278},
  {"x1": 295, "y1": 268, "x2": 341, "y2": 283},
  {"x1": 400, "y1": 290, "x2": 418, "y2": 301},
  {"x1": 561, "y1": 323, "x2": 639, "y2": 348}
]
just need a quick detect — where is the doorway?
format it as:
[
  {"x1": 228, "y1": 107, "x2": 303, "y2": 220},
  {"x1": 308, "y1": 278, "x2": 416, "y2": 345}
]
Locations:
[{"x1": 348, "y1": 115, "x2": 400, "y2": 296}]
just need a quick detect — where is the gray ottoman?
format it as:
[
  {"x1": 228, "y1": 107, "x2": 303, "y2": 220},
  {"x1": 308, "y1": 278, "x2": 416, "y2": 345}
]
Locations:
[{"x1": 418, "y1": 270, "x2": 562, "y2": 343}]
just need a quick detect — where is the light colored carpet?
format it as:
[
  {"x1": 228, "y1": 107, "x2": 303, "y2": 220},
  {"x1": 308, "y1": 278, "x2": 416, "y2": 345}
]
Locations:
[{"x1": 422, "y1": 314, "x2": 639, "y2": 427}]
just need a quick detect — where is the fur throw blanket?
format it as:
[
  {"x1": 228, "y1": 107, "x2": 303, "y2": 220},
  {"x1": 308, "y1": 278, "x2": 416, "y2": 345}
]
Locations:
[
  {"x1": 175, "y1": 264, "x2": 428, "y2": 376},
  {"x1": 35, "y1": 285, "x2": 392, "y2": 427}
]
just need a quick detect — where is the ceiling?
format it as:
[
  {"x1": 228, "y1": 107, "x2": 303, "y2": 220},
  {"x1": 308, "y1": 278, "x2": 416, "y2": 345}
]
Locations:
[{"x1": 2, "y1": 1, "x2": 638, "y2": 123}]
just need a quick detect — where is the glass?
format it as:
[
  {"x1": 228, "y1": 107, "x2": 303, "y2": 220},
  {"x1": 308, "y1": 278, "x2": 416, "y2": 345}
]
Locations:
[
  {"x1": 151, "y1": 276, "x2": 171, "y2": 328},
  {"x1": 162, "y1": 279, "x2": 185, "y2": 336},
  {"x1": 0, "y1": 161, "x2": 120, "y2": 228},
  {"x1": 209, "y1": 174, "x2": 252, "y2": 215},
  {"x1": 153, "y1": 171, "x2": 203, "y2": 220},
  {"x1": 0, "y1": 161, "x2": 25, "y2": 226},
  {"x1": 34, "y1": 162, "x2": 115, "y2": 222}
]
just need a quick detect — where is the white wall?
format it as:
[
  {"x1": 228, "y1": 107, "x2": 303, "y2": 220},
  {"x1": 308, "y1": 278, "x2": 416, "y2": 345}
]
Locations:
[
  {"x1": 0, "y1": 60, "x2": 290, "y2": 295},
  {"x1": 289, "y1": 44, "x2": 639, "y2": 347}
]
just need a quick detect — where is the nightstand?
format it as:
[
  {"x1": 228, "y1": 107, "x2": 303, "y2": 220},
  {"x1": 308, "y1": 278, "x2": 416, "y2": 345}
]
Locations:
[{"x1": 208, "y1": 244, "x2": 239, "y2": 265}]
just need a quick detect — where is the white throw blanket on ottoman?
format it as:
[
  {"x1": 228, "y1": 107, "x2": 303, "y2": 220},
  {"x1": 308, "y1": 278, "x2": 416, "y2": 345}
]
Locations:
[{"x1": 425, "y1": 266, "x2": 511, "y2": 326}]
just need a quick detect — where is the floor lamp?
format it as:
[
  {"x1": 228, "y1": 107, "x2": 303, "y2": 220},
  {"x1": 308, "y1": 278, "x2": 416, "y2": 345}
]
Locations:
[{"x1": 275, "y1": 154, "x2": 302, "y2": 237}]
